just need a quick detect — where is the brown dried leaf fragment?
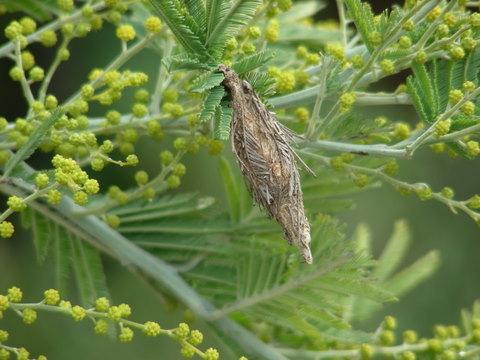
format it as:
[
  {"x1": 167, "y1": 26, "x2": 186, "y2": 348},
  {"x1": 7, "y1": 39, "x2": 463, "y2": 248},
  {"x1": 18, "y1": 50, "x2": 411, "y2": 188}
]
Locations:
[{"x1": 218, "y1": 64, "x2": 313, "y2": 264}]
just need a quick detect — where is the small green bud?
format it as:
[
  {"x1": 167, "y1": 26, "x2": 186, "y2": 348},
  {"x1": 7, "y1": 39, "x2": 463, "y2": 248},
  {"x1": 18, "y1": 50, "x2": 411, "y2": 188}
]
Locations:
[
  {"x1": 416, "y1": 184, "x2": 432, "y2": 201},
  {"x1": 94, "y1": 319, "x2": 109, "y2": 334},
  {"x1": 426, "y1": 6, "x2": 442, "y2": 22},
  {"x1": 350, "y1": 54, "x2": 364, "y2": 69},
  {"x1": 462, "y1": 81, "x2": 475, "y2": 92},
  {"x1": 119, "y1": 327, "x2": 134, "y2": 342},
  {"x1": 403, "y1": 330, "x2": 418, "y2": 344},
  {"x1": 467, "y1": 141, "x2": 480, "y2": 157},
  {"x1": 434, "y1": 325, "x2": 448, "y2": 339},
  {"x1": 360, "y1": 344, "x2": 374, "y2": 360},
  {"x1": 384, "y1": 160, "x2": 399, "y2": 175},
  {"x1": 379, "y1": 330, "x2": 395, "y2": 345},
  {"x1": 126, "y1": 154, "x2": 139, "y2": 166},
  {"x1": 145, "y1": 16, "x2": 162, "y2": 33},
  {"x1": 106, "y1": 214, "x2": 120, "y2": 228},
  {"x1": 39, "y1": 30, "x2": 58, "y2": 47},
  {"x1": 367, "y1": 31, "x2": 382, "y2": 46},
  {"x1": 116, "y1": 24, "x2": 136, "y2": 42},
  {"x1": 400, "y1": 351, "x2": 416, "y2": 360},
  {"x1": 434, "y1": 119, "x2": 451, "y2": 137},
  {"x1": 166, "y1": 175, "x2": 181, "y2": 189},
  {"x1": 172, "y1": 163, "x2": 186, "y2": 177},
  {"x1": 415, "y1": 51, "x2": 428, "y2": 64},
  {"x1": 461, "y1": 101, "x2": 475, "y2": 116},
  {"x1": 7, "y1": 196, "x2": 26, "y2": 212},
  {"x1": 428, "y1": 338, "x2": 443, "y2": 352},
  {"x1": 443, "y1": 12, "x2": 457, "y2": 27},
  {"x1": 134, "y1": 170, "x2": 149, "y2": 185},
  {"x1": 393, "y1": 123, "x2": 410, "y2": 140},
  {"x1": 71, "y1": 305, "x2": 87, "y2": 321},
  {"x1": 384, "y1": 316, "x2": 397, "y2": 330},
  {"x1": 403, "y1": 19, "x2": 414, "y2": 31},
  {"x1": 449, "y1": 90, "x2": 463, "y2": 105},
  {"x1": 398, "y1": 36, "x2": 412, "y2": 49},
  {"x1": 22, "y1": 308, "x2": 37, "y2": 324},
  {"x1": 450, "y1": 46, "x2": 465, "y2": 60},
  {"x1": 143, "y1": 321, "x2": 161, "y2": 336},
  {"x1": 159, "y1": 150, "x2": 174, "y2": 165},
  {"x1": 73, "y1": 191, "x2": 89, "y2": 205},
  {"x1": 379, "y1": 59, "x2": 395, "y2": 74},
  {"x1": 440, "y1": 187, "x2": 454, "y2": 199}
]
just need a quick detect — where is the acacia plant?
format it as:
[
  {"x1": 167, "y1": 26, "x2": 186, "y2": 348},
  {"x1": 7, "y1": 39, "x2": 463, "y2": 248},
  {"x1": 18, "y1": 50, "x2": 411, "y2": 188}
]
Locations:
[{"x1": 1, "y1": 0, "x2": 480, "y2": 359}]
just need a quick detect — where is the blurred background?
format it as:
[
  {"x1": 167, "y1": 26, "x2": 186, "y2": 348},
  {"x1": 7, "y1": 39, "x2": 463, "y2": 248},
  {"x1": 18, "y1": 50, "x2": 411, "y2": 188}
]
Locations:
[{"x1": 1, "y1": 1, "x2": 480, "y2": 359}]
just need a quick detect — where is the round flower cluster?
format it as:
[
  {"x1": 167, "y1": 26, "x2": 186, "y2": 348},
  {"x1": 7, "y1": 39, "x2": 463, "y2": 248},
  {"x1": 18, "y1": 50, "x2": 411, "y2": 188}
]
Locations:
[{"x1": 51, "y1": 154, "x2": 100, "y2": 205}]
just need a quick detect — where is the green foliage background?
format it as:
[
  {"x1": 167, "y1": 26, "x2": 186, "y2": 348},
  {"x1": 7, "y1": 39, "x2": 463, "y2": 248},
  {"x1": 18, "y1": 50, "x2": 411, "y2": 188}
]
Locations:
[{"x1": 1, "y1": 0, "x2": 480, "y2": 359}]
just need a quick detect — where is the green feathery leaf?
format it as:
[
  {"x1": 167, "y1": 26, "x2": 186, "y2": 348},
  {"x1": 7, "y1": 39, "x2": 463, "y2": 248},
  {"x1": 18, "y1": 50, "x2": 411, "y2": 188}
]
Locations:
[
  {"x1": 243, "y1": 71, "x2": 276, "y2": 98},
  {"x1": 349, "y1": 223, "x2": 439, "y2": 322},
  {"x1": 198, "y1": 86, "x2": 226, "y2": 123},
  {"x1": 70, "y1": 235, "x2": 110, "y2": 307},
  {"x1": 219, "y1": 157, "x2": 241, "y2": 223},
  {"x1": 374, "y1": 220, "x2": 411, "y2": 280},
  {"x1": 196, "y1": 217, "x2": 394, "y2": 338},
  {"x1": 149, "y1": 0, "x2": 210, "y2": 58},
  {"x1": 162, "y1": 53, "x2": 214, "y2": 71},
  {"x1": 184, "y1": 0, "x2": 207, "y2": 34},
  {"x1": 206, "y1": 0, "x2": 263, "y2": 59},
  {"x1": 411, "y1": 62, "x2": 437, "y2": 121},
  {"x1": 205, "y1": 0, "x2": 230, "y2": 40},
  {"x1": 190, "y1": 71, "x2": 225, "y2": 93},
  {"x1": 343, "y1": 0, "x2": 376, "y2": 52},
  {"x1": 231, "y1": 50, "x2": 275, "y2": 74},
  {"x1": 214, "y1": 103, "x2": 232, "y2": 140},
  {"x1": 22, "y1": 207, "x2": 52, "y2": 264},
  {"x1": 407, "y1": 75, "x2": 430, "y2": 123}
]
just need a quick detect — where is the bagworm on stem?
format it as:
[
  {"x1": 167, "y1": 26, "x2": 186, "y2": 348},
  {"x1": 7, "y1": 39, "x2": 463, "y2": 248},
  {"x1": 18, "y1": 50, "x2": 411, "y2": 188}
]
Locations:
[{"x1": 218, "y1": 64, "x2": 314, "y2": 264}]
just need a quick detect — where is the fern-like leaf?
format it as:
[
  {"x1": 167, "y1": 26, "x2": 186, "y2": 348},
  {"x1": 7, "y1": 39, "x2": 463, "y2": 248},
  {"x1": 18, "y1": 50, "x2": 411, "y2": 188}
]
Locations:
[
  {"x1": 344, "y1": 0, "x2": 376, "y2": 52},
  {"x1": 205, "y1": 0, "x2": 230, "y2": 40},
  {"x1": 231, "y1": 50, "x2": 275, "y2": 74},
  {"x1": 185, "y1": 0, "x2": 207, "y2": 34},
  {"x1": 349, "y1": 222, "x2": 440, "y2": 322},
  {"x1": 70, "y1": 235, "x2": 109, "y2": 307},
  {"x1": 206, "y1": 0, "x2": 262, "y2": 59},
  {"x1": 149, "y1": 0, "x2": 210, "y2": 58},
  {"x1": 200, "y1": 217, "x2": 394, "y2": 338},
  {"x1": 213, "y1": 103, "x2": 232, "y2": 140},
  {"x1": 198, "y1": 86, "x2": 225, "y2": 123},
  {"x1": 190, "y1": 71, "x2": 225, "y2": 93},
  {"x1": 243, "y1": 71, "x2": 276, "y2": 98},
  {"x1": 162, "y1": 53, "x2": 213, "y2": 71}
]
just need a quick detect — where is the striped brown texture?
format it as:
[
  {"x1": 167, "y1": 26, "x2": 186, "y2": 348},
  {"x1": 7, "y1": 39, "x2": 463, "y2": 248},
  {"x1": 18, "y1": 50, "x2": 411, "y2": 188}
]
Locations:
[{"x1": 219, "y1": 64, "x2": 313, "y2": 264}]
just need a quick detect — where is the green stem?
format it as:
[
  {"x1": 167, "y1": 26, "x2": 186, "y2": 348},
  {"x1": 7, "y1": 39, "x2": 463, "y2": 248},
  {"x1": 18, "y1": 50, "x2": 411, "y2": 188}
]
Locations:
[
  {"x1": 354, "y1": 92, "x2": 411, "y2": 106},
  {"x1": 306, "y1": 57, "x2": 332, "y2": 139},
  {"x1": 38, "y1": 36, "x2": 73, "y2": 103},
  {"x1": 301, "y1": 140, "x2": 408, "y2": 158},
  {"x1": 300, "y1": 151, "x2": 480, "y2": 222},
  {"x1": 13, "y1": 41, "x2": 34, "y2": 105},
  {"x1": 150, "y1": 37, "x2": 174, "y2": 114},
  {"x1": 278, "y1": 335, "x2": 471, "y2": 359}
]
